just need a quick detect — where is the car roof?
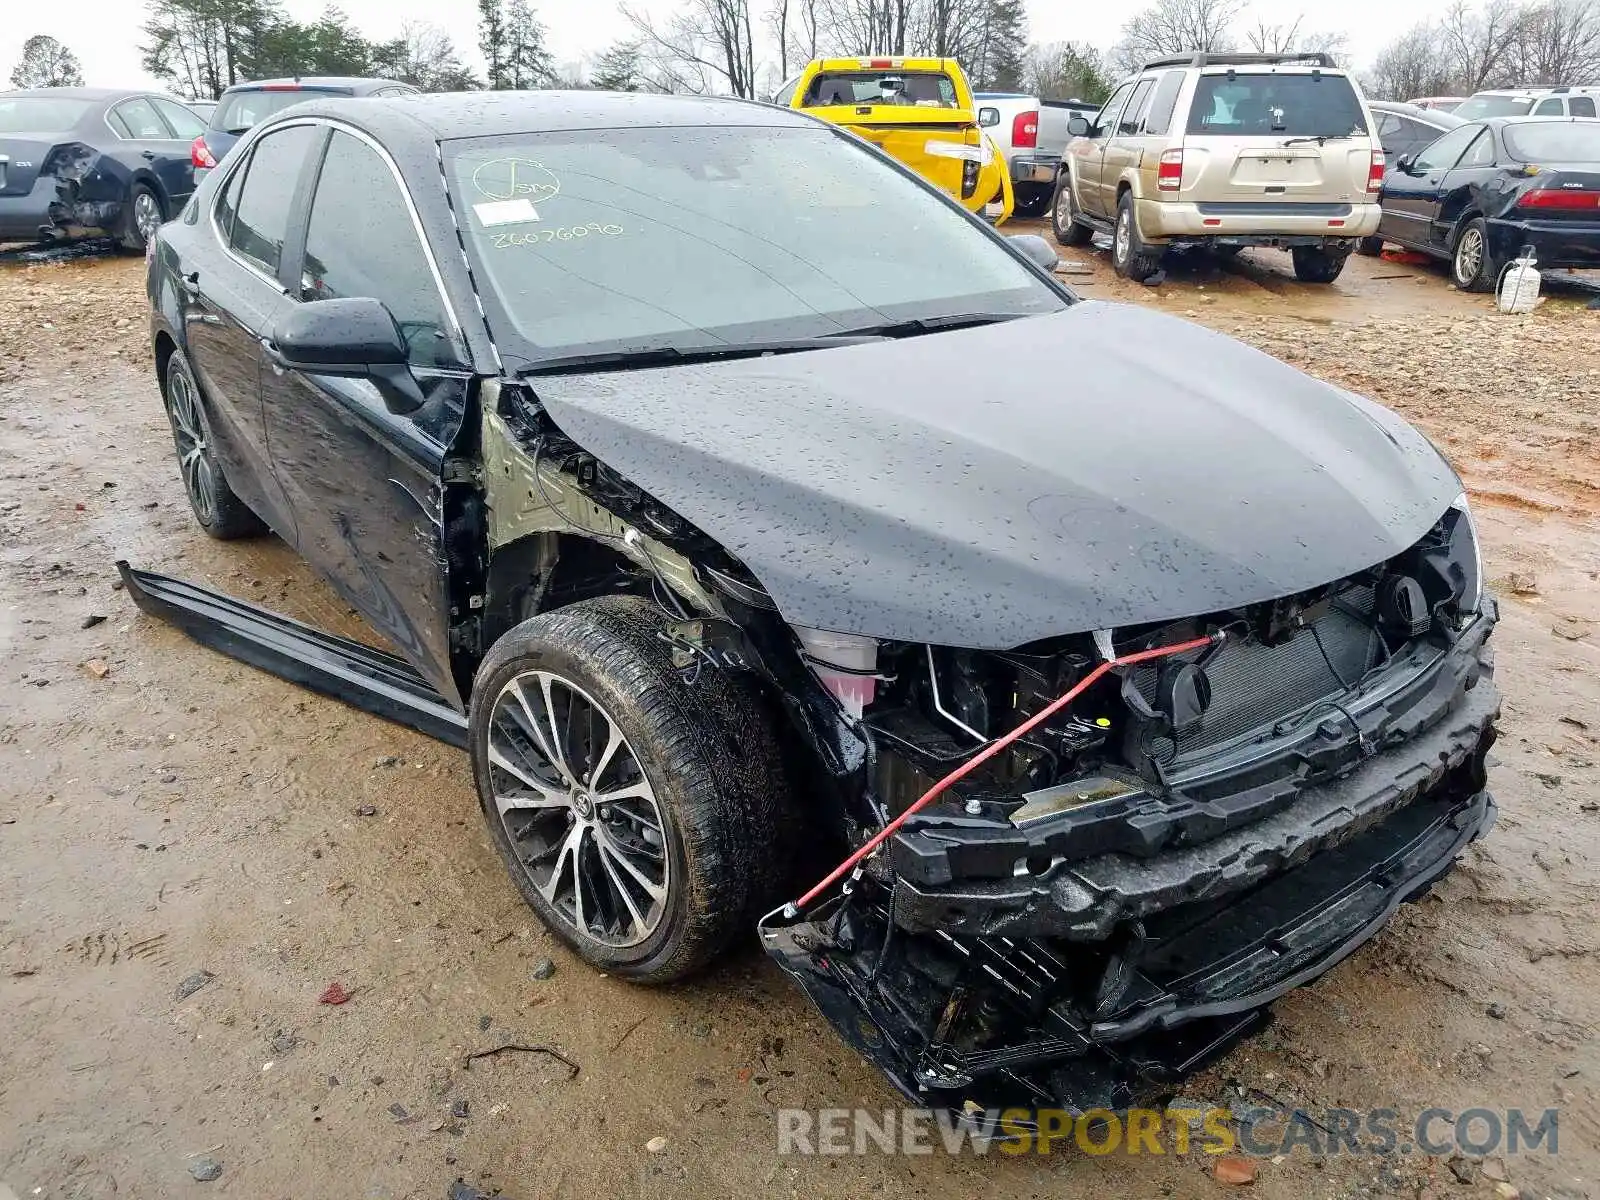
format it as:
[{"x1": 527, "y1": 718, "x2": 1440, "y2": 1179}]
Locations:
[
  {"x1": 268, "y1": 89, "x2": 814, "y2": 142},
  {"x1": 220, "y1": 77, "x2": 408, "y2": 95},
  {"x1": 0, "y1": 86, "x2": 156, "y2": 102},
  {"x1": 1369, "y1": 100, "x2": 1460, "y2": 123}
]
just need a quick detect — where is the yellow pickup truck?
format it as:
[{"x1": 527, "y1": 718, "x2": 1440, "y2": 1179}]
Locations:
[{"x1": 776, "y1": 57, "x2": 1013, "y2": 224}]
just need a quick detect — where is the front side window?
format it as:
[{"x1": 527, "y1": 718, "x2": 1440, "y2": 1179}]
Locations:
[
  {"x1": 773, "y1": 77, "x2": 800, "y2": 106},
  {"x1": 1092, "y1": 83, "x2": 1135, "y2": 137},
  {"x1": 801, "y1": 71, "x2": 959, "y2": 108},
  {"x1": 228, "y1": 124, "x2": 319, "y2": 276},
  {"x1": 447, "y1": 124, "x2": 1063, "y2": 367},
  {"x1": 1187, "y1": 73, "x2": 1369, "y2": 137},
  {"x1": 1411, "y1": 124, "x2": 1480, "y2": 172},
  {"x1": 1533, "y1": 97, "x2": 1564, "y2": 116},
  {"x1": 301, "y1": 131, "x2": 459, "y2": 367},
  {"x1": 112, "y1": 98, "x2": 171, "y2": 139},
  {"x1": 153, "y1": 97, "x2": 206, "y2": 139}
]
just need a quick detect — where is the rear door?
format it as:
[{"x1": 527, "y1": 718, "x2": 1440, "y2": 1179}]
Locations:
[
  {"x1": 1378, "y1": 123, "x2": 1481, "y2": 248},
  {"x1": 1181, "y1": 71, "x2": 1374, "y2": 205},
  {"x1": 1430, "y1": 128, "x2": 1499, "y2": 248},
  {"x1": 1101, "y1": 77, "x2": 1155, "y2": 204},
  {"x1": 181, "y1": 123, "x2": 322, "y2": 536},
  {"x1": 108, "y1": 96, "x2": 196, "y2": 207},
  {"x1": 266, "y1": 127, "x2": 471, "y2": 704}
]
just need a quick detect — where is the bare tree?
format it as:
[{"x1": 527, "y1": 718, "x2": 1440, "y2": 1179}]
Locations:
[
  {"x1": 1367, "y1": 22, "x2": 1460, "y2": 97},
  {"x1": 1440, "y1": 0, "x2": 1532, "y2": 88},
  {"x1": 1111, "y1": 0, "x2": 1244, "y2": 75},
  {"x1": 373, "y1": 23, "x2": 480, "y2": 90},
  {"x1": 1504, "y1": 0, "x2": 1600, "y2": 83},
  {"x1": 1023, "y1": 40, "x2": 1113, "y2": 102},
  {"x1": 625, "y1": 0, "x2": 757, "y2": 96}
]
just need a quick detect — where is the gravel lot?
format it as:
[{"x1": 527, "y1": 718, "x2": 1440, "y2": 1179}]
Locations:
[{"x1": 1, "y1": 238, "x2": 1598, "y2": 1200}]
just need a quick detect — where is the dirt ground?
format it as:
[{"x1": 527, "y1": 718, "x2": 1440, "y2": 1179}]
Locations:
[{"x1": 1, "y1": 233, "x2": 1598, "y2": 1200}]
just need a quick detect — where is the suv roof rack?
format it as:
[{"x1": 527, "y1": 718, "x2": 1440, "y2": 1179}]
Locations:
[{"x1": 1140, "y1": 51, "x2": 1337, "y2": 70}]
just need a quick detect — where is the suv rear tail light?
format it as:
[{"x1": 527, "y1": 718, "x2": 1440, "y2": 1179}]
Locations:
[
  {"x1": 191, "y1": 136, "x2": 216, "y2": 169},
  {"x1": 1157, "y1": 149, "x2": 1183, "y2": 192},
  {"x1": 1516, "y1": 187, "x2": 1599, "y2": 210},
  {"x1": 1368, "y1": 150, "x2": 1386, "y2": 192},
  {"x1": 1012, "y1": 110, "x2": 1039, "y2": 149}
]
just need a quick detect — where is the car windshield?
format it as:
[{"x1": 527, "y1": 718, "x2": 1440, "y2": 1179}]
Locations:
[
  {"x1": 445, "y1": 124, "x2": 1063, "y2": 367},
  {"x1": 0, "y1": 96, "x2": 94, "y2": 133},
  {"x1": 801, "y1": 71, "x2": 961, "y2": 108},
  {"x1": 213, "y1": 88, "x2": 337, "y2": 133},
  {"x1": 1504, "y1": 121, "x2": 1600, "y2": 162},
  {"x1": 1454, "y1": 95, "x2": 1537, "y2": 119},
  {"x1": 1187, "y1": 73, "x2": 1369, "y2": 137}
]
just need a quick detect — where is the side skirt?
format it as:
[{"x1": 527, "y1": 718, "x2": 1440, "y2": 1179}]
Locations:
[{"x1": 116, "y1": 561, "x2": 468, "y2": 748}]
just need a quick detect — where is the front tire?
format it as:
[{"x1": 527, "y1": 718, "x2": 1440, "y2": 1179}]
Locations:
[
  {"x1": 1291, "y1": 245, "x2": 1350, "y2": 283},
  {"x1": 1051, "y1": 173, "x2": 1093, "y2": 246},
  {"x1": 1112, "y1": 191, "x2": 1162, "y2": 281},
  {"x1": 1451, "y1": 217, "x2": 1497, "y2": 292},
  {"x1": 121, "y1": 182, "x2": 163, "y2": 252},
  {"x1": 469, "y1": 597, "x2": 790, "y2": 983},
  {"x1": 161, "y1": 348, "x2": 265, "y2": 539}
]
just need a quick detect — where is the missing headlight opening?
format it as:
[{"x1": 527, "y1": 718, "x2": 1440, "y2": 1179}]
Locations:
[{"x1": 470, "y1": 380, "x2": 1497, "y2": 1117}]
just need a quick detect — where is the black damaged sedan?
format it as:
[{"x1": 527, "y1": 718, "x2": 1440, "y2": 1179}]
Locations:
[{"x1": 138, "y1": 90, "x2": 1499, "y2": 1116}]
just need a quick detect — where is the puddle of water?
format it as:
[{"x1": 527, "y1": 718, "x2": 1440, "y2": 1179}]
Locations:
[{"x1": 0, "y1": 238, "x2": 121, "y2": 267}]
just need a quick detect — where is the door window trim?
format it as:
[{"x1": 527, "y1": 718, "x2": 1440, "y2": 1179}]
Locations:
[
  {"x1": 209, "y1": 127, "x2": 318, "y2": 293},
  {"x1": 1094, "y1": 82, "x2": 1137, "y2": 138}
]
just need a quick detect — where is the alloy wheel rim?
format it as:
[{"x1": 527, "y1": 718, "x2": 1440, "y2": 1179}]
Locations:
[
  {"x1": 135, "y1": 192, "x2": 161, "y2": 241},
  {"x1": 167, "y1": 368, "x2": 216, "y2": 524},
  {"x1": 1055, "y1": 182, "x2": 1073, "y2": 229},
  {"x1": 487, "y1": 670, "x2": 669, "y2": 949},
  {"x1": 1457, "y1": 228, "x2": 1483, "y2": 283},
  {"x1": 1114, "y1": 209, "x2": 1130, "y2": 264}
]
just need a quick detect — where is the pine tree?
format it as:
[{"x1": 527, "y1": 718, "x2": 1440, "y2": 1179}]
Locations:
[
  {"x1": 590, "y1": 40, "x2": 642, "y2": 91},
  {"x1": 504, "y1": 0, "x2": 554, "y2": 88},
  {"x1": 478, "y1": 0, "x2": 508, "y2": 89},
  {"x1": 981, "y1": 0, "x2": 1028, "y2": 90}
]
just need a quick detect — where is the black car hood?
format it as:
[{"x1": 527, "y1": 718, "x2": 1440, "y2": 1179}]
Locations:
[{"x1": 532, "y1": 302, "x2": 1459, "y2": 648}]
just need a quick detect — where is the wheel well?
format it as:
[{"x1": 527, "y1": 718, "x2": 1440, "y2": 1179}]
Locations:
[
  {"x1": 1116, "y1": 180, "x2": 1132, "y2": 201},
  {"x1": 1450, "y1": 213, "x2": 1483, "y2": 249},
  {"x1": 154, "y1": 331, "x2": 177, "y2": 389},
  {"x1": 481, "y1": 531, "x2": 649, "y2": 653}
]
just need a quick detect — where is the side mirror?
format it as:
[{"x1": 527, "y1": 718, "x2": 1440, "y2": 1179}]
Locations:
[
  {"x1": 978, "y1": 106, "x2": 1000, "y2": 128},
  {"x1": 1068, "y1": 114, "x2": 1091, "y2": 137},
  {"x1": 1395, "y1": 153, "x2": 1415, "y2": 174},
  {"x1": 1008, "y1": 233, "x2": 1059, "y2": 273},
  {"x1": 271, "y1": 296, "x2": 425, "y2": 415}
]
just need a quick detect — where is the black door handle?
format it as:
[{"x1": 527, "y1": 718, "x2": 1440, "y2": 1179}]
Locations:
[
  {"x1": 181, "y1": 270, "x2": 200, "y2": 296},
  {"x1": 141, "y1": 150, "x2": 157, "y2": 160}
]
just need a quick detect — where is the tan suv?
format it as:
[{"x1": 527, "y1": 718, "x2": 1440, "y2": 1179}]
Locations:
[{"x1": 1051, "y1": 52, "x2": 1384, "y2": 283}]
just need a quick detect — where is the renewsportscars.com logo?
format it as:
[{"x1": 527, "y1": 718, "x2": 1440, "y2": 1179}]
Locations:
[{"x1": 776, "y1": 1106, "x2": 1561, "y2": 1158}]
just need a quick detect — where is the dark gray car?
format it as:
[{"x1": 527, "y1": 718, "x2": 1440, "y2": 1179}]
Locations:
[
  {"x1": 136, "y1": 90, "x2": 1499, "y2": 1118},
  {"x1": 0, "y1": 87, "x2": 206, "y2": 248}
]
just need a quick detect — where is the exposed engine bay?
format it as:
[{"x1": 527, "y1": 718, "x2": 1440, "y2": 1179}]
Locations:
[{"x1": 471, "y1": 382, "x2": 1499, "y2": 1116}]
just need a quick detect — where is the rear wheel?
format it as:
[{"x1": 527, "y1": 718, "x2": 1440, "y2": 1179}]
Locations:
[
  {"x1": 469, "y1": 596, "x2": 791, "y2": 983},
  {"x1": 161, "y1": 348, "x2": 266, "y2": 539},
  {"x1": 121, "y1": 182, "x2": 163, "y2": 252},
  {"x1": 1112, "y1": 192, "x2": 1162, "y2": 282},
  {"x1": 1451, "y1": 218, "x2": 1497, "y2": 292},
  {"x1": 1291, "y1": 245, "x2": 1350, "y2": 283},
  {"x1": 1355, "y1": 235, "x2": 1384, "y2": 257},
  {"x1": 1013, "y1": 182, "x2": 1052, "y2": 219},
  {"x1": 1051, "y1": 173, "x2": 1093, "y2": 246}
]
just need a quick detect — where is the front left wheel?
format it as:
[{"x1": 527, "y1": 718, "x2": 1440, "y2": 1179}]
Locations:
[{"x1": 469, "y1": 597, "x2": 791, "y2": 983}]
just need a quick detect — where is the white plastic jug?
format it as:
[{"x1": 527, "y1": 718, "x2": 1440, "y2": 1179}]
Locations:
[{"x1": 1497, "y1": 247, "x2": 1541, "y2": 314}]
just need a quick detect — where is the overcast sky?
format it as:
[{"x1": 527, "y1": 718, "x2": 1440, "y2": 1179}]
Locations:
[{"x1": 5, "y1": 0, "x2": 1451, "y2": 94}]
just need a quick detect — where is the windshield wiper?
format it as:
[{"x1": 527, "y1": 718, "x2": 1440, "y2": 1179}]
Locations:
[
  {"x1": 827, "y1": 312, "x2": 1031, "y2": 339},
  {"x1": 1282, "y1": 134, "x2": 1354, "y2": 146},
  {"x1": 517, "y1": 335, "x2": 881, "y2": 377}
]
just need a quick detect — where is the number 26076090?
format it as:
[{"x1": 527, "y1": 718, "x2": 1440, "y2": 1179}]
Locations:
[{"x1": 492, "y1": 222, "x2": 624, "y2": 248}]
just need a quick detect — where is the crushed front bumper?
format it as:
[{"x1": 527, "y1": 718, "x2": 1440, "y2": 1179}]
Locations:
[{"x1": 762, "y1": 617, "x2": 1498, "y2": 1115}]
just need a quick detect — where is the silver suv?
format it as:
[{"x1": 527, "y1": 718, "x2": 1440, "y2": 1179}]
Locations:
[{"x1": 1051, "y1": 52, "x2": 1383, "y2": 283}]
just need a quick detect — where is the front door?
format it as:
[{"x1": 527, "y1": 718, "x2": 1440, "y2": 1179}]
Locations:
[
  {"x1": 266, "y1": 126, "x2": 473, "y2": 705},
  {"x1": 180, "y1": 124, "x2": 322, "y2": 539},
  {"x1": 107, "y1": 97, "x2": 196, "y2": 211},
  {"x1": 1378, "y1": 124, "x2": 1481, "y2": 249},
  {"x1": 1073, "y1": 82, "x2": 1135, "y2": 218}
]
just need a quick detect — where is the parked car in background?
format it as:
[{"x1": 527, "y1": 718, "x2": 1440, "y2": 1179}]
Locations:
[
  {"x1": 1052, "y1": 52, "x2": 1383, "y2": 283},
  {"x1": 1364, "y1": 117, "x2": 1600, "y2": 289},
  {"x1": 1369, "y1": 99, "x2": 1465, "y2": 161},
  {"x1": 776, "y1": 57, "x2": 1012, "y2": 222},
  {"x1": 976, "y1": 92, "x2": 1098, "y2": 217},
  {"x1": 1455, "y1": 87, "x2": 1598, "y2": 120},
  {"x1": 138, "y1": 88, "x2": 1497, "y2": 1119},
  {"x1": 187, "y1": 99, "x2": 218, "y2": 124},
  {"x1": 191, "y1": 76, "x2": 419, "y2": 181},
  {"x1": 1406, "y1": 96, "x2": 1467, "y2": 112},
  {"x1": 0, "y1": 87, "x2": 205, "y2": 249}
]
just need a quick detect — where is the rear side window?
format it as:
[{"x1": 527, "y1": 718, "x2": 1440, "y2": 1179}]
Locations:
[
  {"x1": 112, "y1": 98, "x2": 172, "y2": 139},
  {"x1": 1117, "y1": 79, "x2": 1154, "y2": 135},
  {"x1": 153, "y1": 98, "x2": 206, "y2": 139},
  {"x1": 1570, "y1": 96, "x2": 1596, "y2": 117},
  {"x1": 228, "y1": 124, "x2": 319, "y2": 276},
  {"x1": 1142, "y1": 71, "x2": 1183, "y2": 135},
  {"x1": 300, "y1": 131, "x2": 459, "y2": 367},
  {"x1": 1459, "y1": 129, "x2": 1496, "y2": 168},
  {"x1": 1186, "y1": 73, "x2": 1369, "y2": 137},
  {"x1": 1534, "y1": 97, "x2": 1564, "y2": 116}
]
